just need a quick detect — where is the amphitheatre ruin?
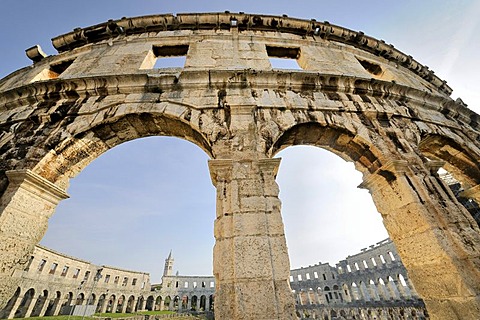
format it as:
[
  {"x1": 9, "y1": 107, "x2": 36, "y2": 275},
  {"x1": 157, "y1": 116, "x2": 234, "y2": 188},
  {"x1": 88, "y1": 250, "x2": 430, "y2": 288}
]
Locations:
[{"x1": 1, "y1": 11, "x2": 480, "y2": 320}]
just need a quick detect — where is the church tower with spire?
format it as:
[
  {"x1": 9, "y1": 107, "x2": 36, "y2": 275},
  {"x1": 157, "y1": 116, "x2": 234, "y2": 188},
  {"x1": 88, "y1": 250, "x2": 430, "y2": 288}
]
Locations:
[{"x1": 163, "y1": 250, "x2": 174, "y2": 277}]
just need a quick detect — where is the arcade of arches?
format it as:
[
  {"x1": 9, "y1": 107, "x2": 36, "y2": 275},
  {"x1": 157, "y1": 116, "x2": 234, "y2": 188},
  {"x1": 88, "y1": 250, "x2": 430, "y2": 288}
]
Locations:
[{"x1": 1, "y1": 12, "x2": 480, "y2": 320}]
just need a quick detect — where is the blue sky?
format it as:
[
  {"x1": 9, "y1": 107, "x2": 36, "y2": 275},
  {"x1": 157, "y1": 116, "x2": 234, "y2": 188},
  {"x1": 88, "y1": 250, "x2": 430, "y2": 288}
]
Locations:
[{"x1": 1, "y1": 1, "x2": 479, "y2": 283}]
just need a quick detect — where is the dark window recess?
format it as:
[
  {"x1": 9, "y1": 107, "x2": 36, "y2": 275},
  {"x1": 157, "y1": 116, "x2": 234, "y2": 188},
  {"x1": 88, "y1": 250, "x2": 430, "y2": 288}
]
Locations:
[
  {"x1": 50, "y1": 59, "x2": 75, "y2": 76},
  {"x1": 357, "y1": 58, "x2": 383, "y2": 75},
  {"x1": 153, "y1": 45, "x2": 188, "y2": 68},
  {"x1": 266, "y1": 46, "x2": 301, "y2": 70},
  {"x1": 153, "y1": 45, "x2": 189, "y2": 57},
  {"x1": 266, "y1": 46, "x2": 300, "y2": 59}
]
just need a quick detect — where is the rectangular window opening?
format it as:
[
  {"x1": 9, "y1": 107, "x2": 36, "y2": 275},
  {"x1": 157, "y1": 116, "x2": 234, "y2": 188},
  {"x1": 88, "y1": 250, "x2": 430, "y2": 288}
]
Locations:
[
  {"x1": 24, "y1": 256, "x2": 34, "y2": 272},
  {"x1": 61, "y1": 266, "x2": 69, "y2": 277},
  {"x1": 38, "y1": 259, "x2": 47, "y2": 272},
  {"x1": 49, "y1": 263, "x2": 58, "y2": 275},
  {"x1": 31, "y1": 59, "x2": 75, "y2": 83},
  {"x1": 266, "y1": 45, "x2": 302, "y2": 70},
  {"x1": 153, "y1": 45, "x2": 188, "y2": 69}
]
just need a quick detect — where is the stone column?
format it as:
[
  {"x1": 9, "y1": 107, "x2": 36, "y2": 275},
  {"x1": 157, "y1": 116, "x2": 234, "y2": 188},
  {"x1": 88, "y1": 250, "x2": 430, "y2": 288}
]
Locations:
[
  {"x1": 7, "y1": 295, "x2": 22, "y2": 319},
  {"x1": 111, "y1": 298, "x2": 118, "y2": 313},
  {"x1": 208, "y1": 158, "x2": 296, "y2": 320},
  {"x1": 38, "y1": 297, "x2": 50, "y2": 317},
  {"x1": 100, "y1": 298, "x2": 108, "y2": 313},
  {"x1": 119, "y1": 299, "x2": 127, "y2": 313},
  {"x1": 360, "y1": 160, "x2": 480, "y2": 319},
  {"x1": 138, "y1": 298, "x2": 145, "y2": 311},
  {"x1": 375, "y1": 280, "x2": 389, "y2": 301},
  {"x1": 0, "y1": 170, "x2": 69, "y2": 307},
  {"x1": 52, "y1": 298, "x2": 63, "y2": 316},
  {"x1": 24, "y1": 297, "x2": 37, "y2": 318}
]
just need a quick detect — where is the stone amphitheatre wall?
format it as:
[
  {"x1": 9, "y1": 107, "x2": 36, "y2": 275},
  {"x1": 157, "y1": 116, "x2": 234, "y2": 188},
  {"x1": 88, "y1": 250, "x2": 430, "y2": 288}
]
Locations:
[
  {"x1": 0, "y1": 245, "x2": 150, "y2": 319},
  {"x1": 0, "y1": 239, "x2": 428, "y2": 320},
  {"x1": 1, "y1": 12, "x2": 480, "y2": 320},
  {"x1": 290, "y1": 239, "x2": 427, "y2": 319}
]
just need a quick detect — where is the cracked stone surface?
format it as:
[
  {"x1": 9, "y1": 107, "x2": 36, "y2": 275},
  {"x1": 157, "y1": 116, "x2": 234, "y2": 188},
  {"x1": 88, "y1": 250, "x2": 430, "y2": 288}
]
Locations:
[{"x1": 1, "y1": 12, "x2": 480, "y2": 320}]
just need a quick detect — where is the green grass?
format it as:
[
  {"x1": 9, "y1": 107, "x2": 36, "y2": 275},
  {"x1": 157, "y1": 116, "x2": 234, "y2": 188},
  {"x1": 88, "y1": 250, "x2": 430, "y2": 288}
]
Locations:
[
  {"x1": 135, "y1": 311, "x2": 175, "y2": 315},
  {"x1": 2, "y1": 311, "x2": 177, "y2": 320}
]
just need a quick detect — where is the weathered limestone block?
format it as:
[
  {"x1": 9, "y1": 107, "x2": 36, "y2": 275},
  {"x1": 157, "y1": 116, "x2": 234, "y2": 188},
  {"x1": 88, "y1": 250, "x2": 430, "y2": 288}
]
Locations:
[
  {"x1": 209, "y1": 159, "x2": 296, "y2": 320},
  {"x1": 360, "y1": 160, "x2": 480, "y2": 319},
  {"x1": 0, "y1": 170, "x2": 68, "y2": 307},
  {"x1": 1, "y1": 12, "x2": 480, "y2": 319}
]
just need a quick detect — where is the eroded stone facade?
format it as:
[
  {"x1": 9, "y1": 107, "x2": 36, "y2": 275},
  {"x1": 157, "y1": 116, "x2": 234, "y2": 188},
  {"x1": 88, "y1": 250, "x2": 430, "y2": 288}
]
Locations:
[
  {"x1": 0, "y1": 239, "x2": 426, "y2": 320},
  {"x1": 0, "y1": 246, "x2": 150, "y2": 319},
  {"x1": 1, "y1": 12, "x2": 480, "y2": 320}
]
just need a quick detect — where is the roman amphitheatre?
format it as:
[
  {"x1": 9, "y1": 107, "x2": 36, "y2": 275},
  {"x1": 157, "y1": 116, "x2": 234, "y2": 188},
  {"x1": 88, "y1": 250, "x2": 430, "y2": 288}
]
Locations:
[{"x1": 0, "y1": 11, "x2": 479, "y2": 320}]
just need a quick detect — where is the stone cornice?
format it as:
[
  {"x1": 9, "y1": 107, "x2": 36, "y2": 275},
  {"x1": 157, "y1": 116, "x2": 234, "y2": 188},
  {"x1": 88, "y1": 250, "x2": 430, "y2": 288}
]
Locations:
[
  {"x1": 48, "y1": 12, "x2": 451, "y2": 95},
  {"x1": 5, "y1": 169, "x2": 69, "y2": 204},
  {"x1": 358, "y1": 160, "x2": 409, "y2": 193},
  {"x1": 0, "y1": 70, "x2": 476, "y2": 132}
]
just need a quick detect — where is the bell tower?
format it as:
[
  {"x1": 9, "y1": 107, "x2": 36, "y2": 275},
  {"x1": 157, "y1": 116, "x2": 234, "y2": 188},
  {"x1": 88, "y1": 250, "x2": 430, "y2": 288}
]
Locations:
[{"x1": 163, "y1": 250, "x2": 174, "y2": 277}]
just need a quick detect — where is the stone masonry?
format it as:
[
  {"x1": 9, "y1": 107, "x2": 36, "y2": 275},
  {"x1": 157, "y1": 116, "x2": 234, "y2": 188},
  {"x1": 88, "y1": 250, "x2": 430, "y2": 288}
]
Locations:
[
  {"x1": 0, "y1": 239, "x2": 426, "y2": 320},
  {"x1": 1, "y1": 12, "x2": 480, "y2": 320}
]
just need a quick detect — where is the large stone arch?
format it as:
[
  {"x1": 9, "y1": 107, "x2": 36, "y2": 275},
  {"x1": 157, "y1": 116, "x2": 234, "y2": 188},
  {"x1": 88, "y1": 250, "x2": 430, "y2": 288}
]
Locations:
[
  {"x1": 269, "y1": 122, "x2": 383, "y2": 173},
  {"x1": 1, "y1": 11, "x2": 480, "y2": 320},
  {"x1": 419, "y1": 134, "x2": 480, "y2": 199}
]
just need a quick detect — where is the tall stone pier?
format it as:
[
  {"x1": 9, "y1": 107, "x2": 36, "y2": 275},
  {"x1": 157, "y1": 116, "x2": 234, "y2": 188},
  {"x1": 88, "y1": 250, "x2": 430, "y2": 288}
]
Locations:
[{"x1": 1, "y1": 12, "x2": 479, "y2": 319}]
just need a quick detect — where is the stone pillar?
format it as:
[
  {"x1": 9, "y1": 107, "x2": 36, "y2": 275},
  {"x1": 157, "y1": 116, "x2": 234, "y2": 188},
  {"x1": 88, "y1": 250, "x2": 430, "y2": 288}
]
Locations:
[
  {"x1": 393, "y1": 279, "x2": 408, "y2": 299},
  {"x1": 52, "y1": 298, "x2": 63, "y2": 316},
  {"x1": 138, "y1": 298, "x2": 145, "y2": 311},
  {"x1": 38, "y1": 297, "x2": 50, "y2": 317},
  {"x1": 376, "y1": 280, "x2": 389, "y2": 301},
  {"x1": 159, "y1": 299, "x2": 164, "y2": 311},
  {"x1": 208, "y1": 158, "x2": 296, "y2": 320},
  {"x1": 0, "y1": 170, "x2": 69, "y2": 307},
  {"x1": 7, "y1": 295, "x2": 22, "y2": 319},
  {"x1": 100, "y1": 298, "x2": 108, "y2": 313},
  {"x1": 360, "y1": 160, "x2": 480, "y2": 319},
  {"x1": 111, "y1": 298, "x2": 118, "y2": 313},
  {"x1": 405, "y1": 277, "x2": 419, "y2": 299},
  {"x1": 120, "y1": 300, "x2": 127, "y2": 313},
  {"x1": 24, "y1": 297, "x2": 37, "y2": 318}
]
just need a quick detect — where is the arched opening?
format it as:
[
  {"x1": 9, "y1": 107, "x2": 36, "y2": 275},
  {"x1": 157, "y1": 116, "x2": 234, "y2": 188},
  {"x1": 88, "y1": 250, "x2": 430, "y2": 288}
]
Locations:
[
  {"x1": 126, "y1": 295, "x2": 135, "y2": 313},
  {"x1": 146, "y1": 296, "x2": 154, "y2": 311},
  {"x1": 116, "y1": 295, "x2": 125, "y2": 313},
  {"x1": 163, "y1": 296, "x2": 171, "y2": 311},
  {"x1": 155, "y1": 296, "x2": 162, "y2": 311},
  {"x1": 271, "y1": 122, "x2": 389, "y2": 273},
  {"x1": 96, "y1": 294, "x2": 107, "y2": 313},
  {"x1": 199, "y1": 295, "x2": 206, "y2": 311},
  {"x1": 208, "y1": 295, "x2": 214, "y2": 312},
  {"x1": 30, "y1": 289, "x2": 48, "y2": 317},
  {"x1": 135, "y1": 296, "x2": 144, "y2": 312},
  {"x1": 45, "y1": 291, "x2": 61, "y2": 316},
  {"x1": 38, "y1": 135, "x2": 215, "y2": 286},
  {"x1": 106, "y1": 295, "x2": 116, "y2": 313},
  {"x1": 181, "y1": 295, "x2": 189, "y2": 311},
  {"x1": 15, "y1": 288, "x2": 35, "y2": 318},
  {"x1": 0, "y1": 287, "x2": 21, "y2": 319}
]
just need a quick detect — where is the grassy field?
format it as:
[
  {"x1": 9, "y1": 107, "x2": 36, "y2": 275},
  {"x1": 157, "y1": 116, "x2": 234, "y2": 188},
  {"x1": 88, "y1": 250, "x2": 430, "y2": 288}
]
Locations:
[{"x1": 1, "y1": 310, "x2": 176, "y2": 320}]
